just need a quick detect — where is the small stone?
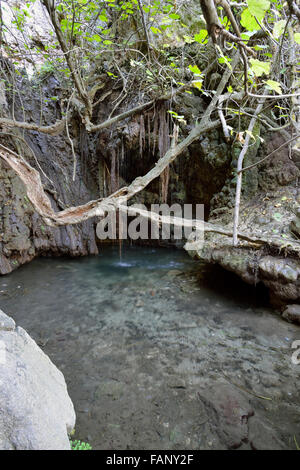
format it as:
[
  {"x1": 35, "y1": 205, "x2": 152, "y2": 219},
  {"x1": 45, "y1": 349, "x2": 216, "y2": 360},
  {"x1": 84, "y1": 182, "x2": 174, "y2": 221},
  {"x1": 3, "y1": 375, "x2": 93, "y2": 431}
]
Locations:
[
  {"x1": 0, "y1": 309, "x2": 15, "y2": 331},
  {"x1": 166, "y1": 270, "x2": 182, "y2": 277},
  {"x1": 282, "y1": 304, "x2": 300, "y2": 324},
  {"x1": 255, "y1": 216, "x2": 271, "y2": 225},
  {"x1": 167, "y1": 376, "x2": 186, "y2": 389}
]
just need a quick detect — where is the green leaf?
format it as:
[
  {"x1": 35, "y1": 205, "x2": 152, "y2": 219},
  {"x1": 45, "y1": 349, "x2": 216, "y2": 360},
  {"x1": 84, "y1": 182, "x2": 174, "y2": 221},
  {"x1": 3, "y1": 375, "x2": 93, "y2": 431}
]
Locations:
[
  {"x1": 183, "y1": 35, "x2": 194, "y2": 44},
  {"x1": 99, "y1": 14, "x2": 108, "y2": 21},
  {"x1": 264, "y1": 80, "x2": 282, "y2": 94},
  {"x1": 194, "y1": 30, "x2": 208, "y2": 43},
  {"x1": 91, "y1": 34, "x2": 102, "y2": 42},
  {"x1": 168, "y1": 110, "x2": 178, "y2": 116},
  {"x1": 240, "y1": 8, "x2": 258, "y2": 31},
  {"x1": 168, "y1": 13, "x2": 180, "y2": 20},
  {"x1": 215, "y1": 46, "x2": 232, "y2": 70},
  {"x1": 294, "y1": 33, "x2": 300, "y2": 44},
  {"x1": 247, "y1": 0, "x2": 270, "y2": 21},
  {"x1": 192, "y1": 80, "x2": 203, "y2": 91},
  {"x1": 253, "y1": 44, "x2": 269, "y2": 51},
  {"x1": 188, "y1": 64, "x2": 201, "y2": 76},
  {"x1": 273, "y1": 20, "x2": 286, "y2": 39},
  {"x1": 150, "y1": 26, "x2": 161, "y2": 35},
  {"x1": 249, "y1": 59, "x2": 270, "y2": 77}
]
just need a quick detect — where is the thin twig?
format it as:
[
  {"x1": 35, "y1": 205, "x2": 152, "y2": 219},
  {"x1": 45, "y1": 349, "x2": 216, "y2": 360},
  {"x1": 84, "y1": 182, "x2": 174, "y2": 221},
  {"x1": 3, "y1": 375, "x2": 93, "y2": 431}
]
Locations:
[{"x1": 240, "y1": 134, "x2": 300, "y2": 173}]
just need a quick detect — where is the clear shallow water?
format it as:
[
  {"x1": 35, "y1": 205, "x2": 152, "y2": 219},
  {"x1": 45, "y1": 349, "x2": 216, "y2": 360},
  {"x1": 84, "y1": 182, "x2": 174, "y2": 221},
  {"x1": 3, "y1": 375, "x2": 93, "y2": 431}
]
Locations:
[{"x1": 1, "y1": 246, "x2": 300, "y2": 450}]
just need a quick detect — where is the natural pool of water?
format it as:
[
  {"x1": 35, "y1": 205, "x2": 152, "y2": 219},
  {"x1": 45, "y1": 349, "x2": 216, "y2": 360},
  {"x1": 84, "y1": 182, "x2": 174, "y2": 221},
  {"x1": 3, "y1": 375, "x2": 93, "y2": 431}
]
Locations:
[{"x1": 1, "y1": 245, "x2": 300, "y2": 449}]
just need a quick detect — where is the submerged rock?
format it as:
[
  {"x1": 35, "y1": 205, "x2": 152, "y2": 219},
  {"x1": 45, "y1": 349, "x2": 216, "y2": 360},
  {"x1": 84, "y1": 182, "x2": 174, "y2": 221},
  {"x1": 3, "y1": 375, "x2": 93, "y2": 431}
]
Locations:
[{"x1": 0, "y1": 309, "x2": 75, "y2": 450}]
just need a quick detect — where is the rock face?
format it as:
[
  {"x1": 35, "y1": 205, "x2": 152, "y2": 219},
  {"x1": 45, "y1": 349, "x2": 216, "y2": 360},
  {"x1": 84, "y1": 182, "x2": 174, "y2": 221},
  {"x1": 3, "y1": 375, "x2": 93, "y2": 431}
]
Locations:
[
  {"x1": 0, "y1": 309, "x2": 75, "y2": 450},
  {"x1": 0, "y1": 74, "x2": 99, "y2": 275},
  {"x1": 185, "y1": 185, "x2": 300, "y2": 306},
  {"x1": 0, "y1": 2, "x2": 97, "y2": 274},
  {"x1": 258, "y1": 256, "x2": 300, "y2": 302}
]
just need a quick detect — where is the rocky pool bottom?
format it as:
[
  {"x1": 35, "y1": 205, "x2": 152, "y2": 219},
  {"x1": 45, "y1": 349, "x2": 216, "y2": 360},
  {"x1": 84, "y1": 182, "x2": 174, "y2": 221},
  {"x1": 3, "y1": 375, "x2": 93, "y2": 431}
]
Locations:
[{"x1": 0, "y1": 245, "x2": 299, "y2": 450}]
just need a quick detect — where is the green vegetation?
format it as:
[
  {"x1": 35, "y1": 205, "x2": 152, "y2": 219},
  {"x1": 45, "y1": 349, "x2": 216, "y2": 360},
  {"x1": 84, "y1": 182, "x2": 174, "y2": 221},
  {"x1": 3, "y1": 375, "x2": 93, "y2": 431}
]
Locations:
[
  {"x1": 0, "y1": 0, "x2": 299, "y2": 248},
  {"x1": 70, "y1": 439, "x2": 92, "y2": 450}
]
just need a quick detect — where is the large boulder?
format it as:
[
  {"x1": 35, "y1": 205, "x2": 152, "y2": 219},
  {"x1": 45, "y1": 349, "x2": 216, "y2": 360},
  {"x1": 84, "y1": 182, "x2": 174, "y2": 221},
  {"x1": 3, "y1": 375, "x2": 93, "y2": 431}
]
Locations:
[{"x1": 0, "y1": 310, "x2": 75, "y2": 450}]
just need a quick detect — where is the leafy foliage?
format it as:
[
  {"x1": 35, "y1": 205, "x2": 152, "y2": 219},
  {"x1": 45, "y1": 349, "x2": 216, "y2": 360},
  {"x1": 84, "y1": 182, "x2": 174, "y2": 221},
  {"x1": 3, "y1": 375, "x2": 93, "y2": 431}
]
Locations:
[
  {"x1": 0, "y1": 0, "x2": 299, "y2": 248},
  {"x1": 70, "y1": 439, "x2": 92, "y2": 450}
]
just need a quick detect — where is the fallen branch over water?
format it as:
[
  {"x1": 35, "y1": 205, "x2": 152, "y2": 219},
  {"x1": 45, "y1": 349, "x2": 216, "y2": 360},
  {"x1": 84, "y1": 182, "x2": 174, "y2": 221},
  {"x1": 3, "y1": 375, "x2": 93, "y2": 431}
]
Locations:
[
  {"x1": 1, "y1": 142, "x2": 298, "y2": 256},
  {"x1": 0, "y1": 116, "x2": 221, "y2": 226},
  {"x1": 0, "y1": 50, "x2": 298, "y2": 255},
  {"x1": 2, "y1": 54, "x2": 239, "y2": 224}
]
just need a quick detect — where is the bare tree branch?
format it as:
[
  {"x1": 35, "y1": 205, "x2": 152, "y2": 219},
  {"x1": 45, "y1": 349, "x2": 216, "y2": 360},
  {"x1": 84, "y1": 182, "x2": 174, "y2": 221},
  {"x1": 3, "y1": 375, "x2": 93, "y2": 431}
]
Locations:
[
  {"x1": 136, "y1": 0, "x2": 151, "y2": 58},
  {"x1": 2, "y1": 140, "x2": 295, "y2": 253},
  {"x1": 86, "y1": 83, "x2": 192, "y2": 132},
  {"x1": 0, "y1": 117, "x2": 67, "y2": 135},
  {"x1": 200, "y1": 0, "x2": 255, "y2": 56},
  {"x1": 0, "y1": 116, "x2": 222, "y2": 226},
  {"x1": 287, "y1": 0, "x2": 300, "y2": 22},
  {"x1": 240, "y1": 134, "x2": 300, "y2": 173},
  {"x1": 0, "y1": 47, "x2": 239, "y2": 228},
  {"x1": 232, "y1": 99, "x2": 266, "y2": 246},
  {"x1": 41, "y1": 0, "x2": 92, "y2": 118}
]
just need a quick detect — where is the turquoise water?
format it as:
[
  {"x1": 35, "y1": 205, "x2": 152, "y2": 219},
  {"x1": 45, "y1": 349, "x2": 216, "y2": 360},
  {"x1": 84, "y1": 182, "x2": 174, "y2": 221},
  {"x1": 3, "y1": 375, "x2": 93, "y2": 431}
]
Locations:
[{"x1": 1, "y1": 246, "x2": 299, "y2": 450}]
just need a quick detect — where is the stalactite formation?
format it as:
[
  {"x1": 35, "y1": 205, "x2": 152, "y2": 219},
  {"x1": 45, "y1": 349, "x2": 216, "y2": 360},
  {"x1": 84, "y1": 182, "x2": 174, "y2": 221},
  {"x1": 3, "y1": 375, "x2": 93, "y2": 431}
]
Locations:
[
  {"x1": 139, "y1": 114, "x2": 145, "y2": 158},
  {"x1": 158, "y1": 103, "x2": 171, "y2": 204}
]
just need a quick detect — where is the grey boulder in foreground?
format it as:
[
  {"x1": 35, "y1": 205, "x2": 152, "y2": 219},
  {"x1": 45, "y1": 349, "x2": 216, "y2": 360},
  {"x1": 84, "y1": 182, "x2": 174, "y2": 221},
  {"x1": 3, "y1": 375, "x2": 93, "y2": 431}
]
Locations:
[{"x1": 0, "y1": 309, "x2": 75, "y2": 450}]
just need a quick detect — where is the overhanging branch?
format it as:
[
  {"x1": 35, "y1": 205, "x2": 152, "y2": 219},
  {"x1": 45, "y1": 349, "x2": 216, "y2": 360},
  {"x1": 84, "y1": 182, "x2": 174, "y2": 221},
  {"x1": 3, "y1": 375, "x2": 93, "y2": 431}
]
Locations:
[
  {"x1": 0, "y1": 117, "x2": 66, "y2": 135},
  {"x1": 0, "y1": 117, "x2": 222, "y2": 226}
]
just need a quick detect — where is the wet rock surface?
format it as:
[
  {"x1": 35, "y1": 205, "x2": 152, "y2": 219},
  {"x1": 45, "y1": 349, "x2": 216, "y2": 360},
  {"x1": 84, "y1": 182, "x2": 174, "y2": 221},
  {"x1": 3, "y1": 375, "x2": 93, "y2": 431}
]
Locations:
[
  {"x1": 1, "y1": 246, "x2": 300, "y2": 450},
  {"x1": 0, "y1": 75, "x2": 98, "y2": 275}
]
